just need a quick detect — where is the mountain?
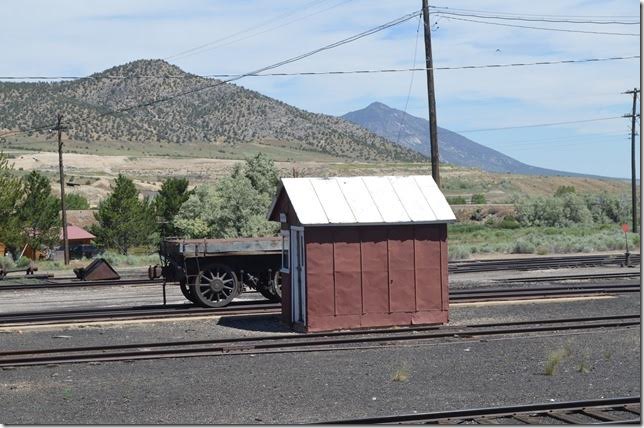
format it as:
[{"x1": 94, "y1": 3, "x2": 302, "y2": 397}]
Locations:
[
  {"x1": 0, "y1": 60, "x2": 422, "y2": 162},
  {"x1": 342, "y1": 102, "x2": 583, "y2": 176}
]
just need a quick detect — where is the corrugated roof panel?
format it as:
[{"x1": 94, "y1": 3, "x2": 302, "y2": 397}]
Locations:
[
  {"x1": 414, "y1": 176, "x2": 456, "y2": 221},
  {"x1": 273, "y1": 175, "x2": 455, "y2": 226},
  {"x1": 281, "y1": 178, "x2": 329, "y2": 225},
  {"x1": 362, "y1": 176, "x2": 412, "y2": 223},
  {"x1": 309, "y1": 178, "x2": 356, "y2": 224},
  {"x1": 336, "y1": 177, "x2": 383, "y2": 223},
  {"x1": 389, "y1": 176, "x2": 438, "y2": 222}
]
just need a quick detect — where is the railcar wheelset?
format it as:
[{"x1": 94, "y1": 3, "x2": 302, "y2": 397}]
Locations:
[{"x1": 190, "y1": 264, "x2": 240, "y2": 308}]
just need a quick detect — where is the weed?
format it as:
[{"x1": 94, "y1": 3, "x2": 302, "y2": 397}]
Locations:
[
  {"x1": 576, "y1": 361, "x2": 591, "y2": 374},
  {"x1": 603, "y1": 351, "x2": 613, "y2": 361},
  {"x1": 392, "y1": 363, "x2": 410, "y2": 382},
  {"x1": 544, "y1": 348, "x2": 570, "y2": 376}
]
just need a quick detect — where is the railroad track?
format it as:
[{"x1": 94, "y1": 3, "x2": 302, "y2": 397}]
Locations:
[
  {"x1": 503, "y1": 271, "x2": 640, "y2": 283},
  {"x1": 0, "y1": 314, "x2": 638, "y2": 368},
  {"x1": 0, "y1": 282, "x2": 641, "y2": 327},
  {"x1": 325, "y1": 396, "x2": 641, "y2": 424},
  {"x1": 450, "y1": 253, "x2": 640, "y2": 273},
  {"x1": 0, "y1": 278, "x2": 162, "y2": 291},
  {"x1": 0, "y1": 281, "x2": 638, "y2": 327},
  {"x1": 1, "y1": 253, "x2": 639, "y2": 290}
]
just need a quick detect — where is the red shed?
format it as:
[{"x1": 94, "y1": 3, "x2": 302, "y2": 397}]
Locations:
[{"x1": 268, "y1": 175, "x2": 456, "y2": 332}]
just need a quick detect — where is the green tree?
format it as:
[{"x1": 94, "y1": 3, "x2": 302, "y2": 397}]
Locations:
[
  {"x1": 173, "y1": 186, "x2": 218, "y2": 239},
  {"x1": 0, "y1": 152, "x2": 23, "y2": 251},
  {"x1": 155, "y1": 177, "x2": 191, "y2": 238},
  {"x1": 173, "y1": 156, "x2": 280, "y2": 239},
  {"x1": 240, "y1": 153, "x2": 279, "y2": 198},
  {"x1": 212, "y1": 174, "x2": 278, "y2": 238},
  {"x1": 91, "y1": 174, "x2": 155, "y2": 255},
  {"x1": 64, "y1": 193, "x2": 90, "y2": 210},
  {"x1": 18, "y1": 171, "x2": 60, "y2": 252}
]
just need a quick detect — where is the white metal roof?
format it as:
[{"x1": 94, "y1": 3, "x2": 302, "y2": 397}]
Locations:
[{"x1": 269, "y1": 176, "x2": 456, "y2": 226}]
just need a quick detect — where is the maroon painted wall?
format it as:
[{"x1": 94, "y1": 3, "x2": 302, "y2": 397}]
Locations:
[{"x1": 304, "y1": 224, "x2": 448, "y2": 332}]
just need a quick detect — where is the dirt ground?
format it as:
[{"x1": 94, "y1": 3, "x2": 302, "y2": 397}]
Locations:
[{"x1": 7, "y1": 150, "x2": 633, "y2": 207}]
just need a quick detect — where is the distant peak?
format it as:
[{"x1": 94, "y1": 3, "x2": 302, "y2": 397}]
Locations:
[
  {"x1": 93, "y1": 59, "x2": 190, "y2": 78},
  {"x1": 366, "y1": 101, "x2": 391, "y2": 110}
]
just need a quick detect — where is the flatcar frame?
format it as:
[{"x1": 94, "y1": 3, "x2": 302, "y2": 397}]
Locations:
[{"x1": 159, "y1": 237, "x2": 282, "y2": 307}]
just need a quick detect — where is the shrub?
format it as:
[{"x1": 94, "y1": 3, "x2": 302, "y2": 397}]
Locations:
[
  {"x1": 16, "y1": 256, "x2": 31, "y2": 267},
  {"x1": 497, "y1": 216, "x2": 520, "y2": 229},
  {"x1": 0, "y1": 255, "x2": 15, "y2": 270},
  {"x1": 512, "y1": 239, "x2": 535, "y2": 254},
  {"x1": 554, "y1": 185, "x2": 576, "y2": 197},
  {"x1": 471, "y1": 193, "x2": 487, "y2": 204},
  {"x1": 449, "y1": 245, "x2": 471, "y2": 260},
  {"x1": 447, "y1": 196, "x2": 467, "y2": 205}
]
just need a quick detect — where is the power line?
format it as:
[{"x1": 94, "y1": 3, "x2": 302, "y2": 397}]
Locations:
[
  {"x1": 0, "y1": 9, "x2": 422, "y2": 138},
  {"x1": 455, "y1": 116, "x2": 625, "y2": 133},
  {"x1": 430, "y1": 10, "x2": 639, "y2": 25},
  {"x1": 164, "y1": 0, "x2": 327, "y2": 60},
  {"x1": 429, "y1": 5, "x2": 638, "y2": 20},
  {"x1": 395, "y1": 14, "x2": 422, "y2": 146},
  {"x1": 436, "y1": 15, "x2": 640, "y2": 36},
  {"x1": 166, "y1": 0, "x2": 354, "y2": 61},
  {"x1": 1, "y1": 55, "x2": 638, "y2": 81}
]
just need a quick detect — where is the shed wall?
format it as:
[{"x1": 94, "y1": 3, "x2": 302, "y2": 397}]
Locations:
[{"x1": 304, "y1": 224, "x2": 448, "y2": 332}]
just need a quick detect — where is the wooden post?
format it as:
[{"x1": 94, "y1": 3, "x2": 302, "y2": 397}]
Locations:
[
  {"x1": 55, "y1": 114, "x2": 70, "y2": 265},
  {"x1": 422, "y1": 0, "x2": 440, "y2": 187}
]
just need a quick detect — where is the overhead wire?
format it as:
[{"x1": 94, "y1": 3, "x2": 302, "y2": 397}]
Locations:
[
  {"x1": 164, "y1": 0, "x2": 326, "y2": 60},
  {"x1": 429, "y1": 5, "x2": 638, "y2": 19},
  {"x1": 0, "y1": 55, "x2": 638, "y2": 80},
  {"x1": 429, "y1": 10, "x2": 639, "y2": 25},
  {"x1": 435, "y1": 15, "x2": 640, "y2": 36},
  {"x1": 454, "y1": 116, "x2": 626, "y2": 133},
  {"x1": 0, "y1": 8, "x2": 422, "y2": 138},
  {"x1": 166, "y1": 0, "x2": 354, "y2": 61},
  {"x1": 394, "y1": 14, "x2": 422, "y2": 146}
]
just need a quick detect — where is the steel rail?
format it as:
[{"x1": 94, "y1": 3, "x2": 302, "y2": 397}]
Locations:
[
  {"x1": 450, "y1": 254, "x2": 640, "y2": 273},
  {"x1": 0, "y1": 281, "x2": 638, "y2": 327},
  {"x1": 0, "y1": 315, "x2": 638, "y2": 367},
  {"x1": 0, "y1": 278, "x2": 163, "y2": 291},
  {"x1": 323, "y1": 396, "x2": 641, "y2": 424},
  {"x1": 1, "y1": 253, "x2": 639, "y2": 288},
  {"x1": 503, "y1": 272, "x2": 641, "y2": 282}
]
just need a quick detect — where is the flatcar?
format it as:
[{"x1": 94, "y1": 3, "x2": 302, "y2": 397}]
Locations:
[{"x1": 155, "y1": 237, "x2": 283, "y2": 307}]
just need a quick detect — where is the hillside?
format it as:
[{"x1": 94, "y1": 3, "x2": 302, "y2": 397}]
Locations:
[
  {"x1": 0, "y1": 60, "x2": 422, "y2": 162},
  {"x1": 342, "y1": 102, "x2": 589, "y2": 176}
]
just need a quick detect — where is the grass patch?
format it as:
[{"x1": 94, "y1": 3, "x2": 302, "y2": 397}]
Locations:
[
  {"x1": 391, "y1": 364, "x2": 410, "y2": 382},
  {"x1": 448, "y1": 224, "x2": 636, "y2": 257},
  {"x1": 544, "y1": 347, "x2": 571, "y2": 376}
]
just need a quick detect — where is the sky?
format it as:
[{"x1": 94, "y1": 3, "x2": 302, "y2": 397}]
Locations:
[{"x1": 1, "y1": 0, "x2": 641, "y2": 178}]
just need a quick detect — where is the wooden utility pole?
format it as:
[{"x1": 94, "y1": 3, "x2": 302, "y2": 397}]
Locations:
[
  {"x1": 54, "y1": 114, "x2": 70, "y2": 265},
  {"x1": 623, "y1": 88, "x2": 639, "y2": 233},
  {"x1": 422, "y1": 0, "x2": 440, "y2": 187}
]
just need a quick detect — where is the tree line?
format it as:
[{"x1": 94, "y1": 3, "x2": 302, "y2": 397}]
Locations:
[
  {"x1": 90, "y1": 153, "x2": 279, "y2": 255},
  {"x1": 0, "y1": 152, "x2": 281, "y2": 258},
  {"x1": 0, "y1": 152, "x2": 90, "y2": 259}
]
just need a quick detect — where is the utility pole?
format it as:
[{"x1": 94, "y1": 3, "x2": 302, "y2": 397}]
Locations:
[
  {"x1": 623, "y1": 88, "x2": 639, "y2": 233},
  {"x1": 54, "y1": 114, "x2": 70, "y2": 265},
  {"x1": 422, "y1": 0, "x2": 440, "y2": 187}
]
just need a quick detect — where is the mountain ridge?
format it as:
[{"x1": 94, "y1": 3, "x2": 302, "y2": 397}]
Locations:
[
  {"x1": 0, "y1": 60, "x2": 423, "y2": 162},
  {"x1": 341, "y1": 102, "x2": 599, "y2": 177}
]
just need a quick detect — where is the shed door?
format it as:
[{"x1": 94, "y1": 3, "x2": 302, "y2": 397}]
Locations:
[{"x1": 290, "y1": 226, "x2": 306, "y2": 324}]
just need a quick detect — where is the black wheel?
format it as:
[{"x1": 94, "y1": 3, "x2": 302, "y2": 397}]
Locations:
[
  {"x1": 179, "y1": 279, "x2": 196, "y2": 303},
  {"x1": 190, "y1": 264, "x2": 239, "y2": 308}
]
